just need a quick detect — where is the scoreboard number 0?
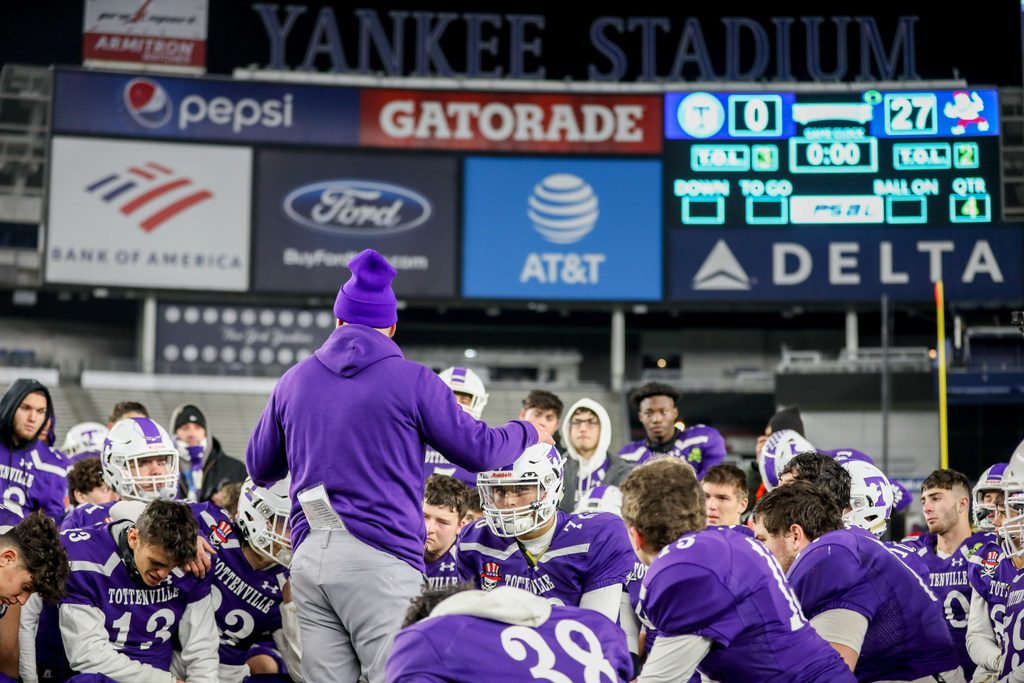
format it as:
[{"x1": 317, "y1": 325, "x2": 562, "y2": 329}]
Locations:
[{"x1": 729, "y1": 95, "x2": 783, "y2": 137}]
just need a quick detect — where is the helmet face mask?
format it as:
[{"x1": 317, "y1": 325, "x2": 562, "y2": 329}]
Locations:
[
  {"x1": 102, "y1": 418, "x2": 179, "y2": 502},
  {"x1": 973, "y1": 463, "x2": 1007, "y2": 531},
  {"x1": 439, "y1": 367, "x2": 488, "y2": 420},
  {"x1": 478, "y1": 444, "x2": 563, "y2": 538},
  {"x1": 1000, "y1": 492, "x2": 1024, "y2": 557},
  {"x1": 759, "y1": 429, "x2": 815, "y2": 491},
  {"x1": 999, "y1": 439, "x2": 1024, "y2": 557},
  {"x1": 237, "y1": 477, "x2": 292, "y2": 567},
  {"x1": 841, "y1": 459, "x2": 894, "y2": 538}
]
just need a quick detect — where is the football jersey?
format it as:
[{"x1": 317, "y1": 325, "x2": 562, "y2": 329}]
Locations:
[
  {"x1": 617, "y1": 425, "x2": 725, "y2": 479},
  {"x1": 426, "y1": 545, "x2": 460, "y2": 590},
  {"x1": 786, "y1": 528, "x2": 959, "y2": 682},
  {"x1": 386, "y1": 603, "x2": 632, "y2": 682},
  {"x1": 423, "y1": 447, "x2": 477, "y2": 488},
  {"x1": 60, "y1": 522, "x2": 212, "y2": 673},
  {"x1": 191, "y1": 502, "x2": 289, "y2": 667},
  {"x1": 967, "y1": 539, "x2": 1009, "y2": 664},
  {"x1": 997, "y1": 557, "x2": 1024, "y2": 678},
  {"x1": 61, "y1": 500, "x2": 151, "y2": 533},
  {"x1": 899, "y1": 530, "x2": 991, "y2": 677},
  {"x1": 0, "y1": 441, "x2": 67, "y2": 527},
  {"x1": 34, "y1": 600, "x2": 71, "y2": 681},
  {"x1": 639, "y1": 528, "x2": 855, "y2": 683},
  {"x1": 61, "y1": 501, "x2": 117, "y2": 531},
  {"x1": 457, "y1": 511, "x2": 634, "y2": 606}
]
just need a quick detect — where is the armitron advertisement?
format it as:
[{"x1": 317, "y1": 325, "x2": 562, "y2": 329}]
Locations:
[
  {"x1": 46, "y1": 136, "x2": 251, "y2": 291},
  {"x1": 83, "y1": 0, "x2": 208, "y2": 72},
  {"x1": 252, "y1": 149, "x2": 458, "y2": 297},
  {"x1": 360, "y1": 90, "x2": 662, "y2": 154}
]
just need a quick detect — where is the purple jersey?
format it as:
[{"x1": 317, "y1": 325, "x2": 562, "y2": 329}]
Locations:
[
  {"x1": 968, "y1": 539, "x2": 1009, "y2": 660},
  {"x1": 423, "y1": 447, "x2": 477, "y2": 488},
  {"x1": 61, "y1": 501, "x2": 118, "y2": 531},
  {"x1": 998, "y1": 557, "x2": 1024, "y2": 677},
  {"x1": 822, "y1": 447, "x2": 912, "y2": 513},
  {"x1": 426, "y1": 545, "x2": 460, "y2": 590},
  {"x1": 639, "y1": 528, "x2": 855, "y2": 683},
  {"x1": 191, "y1": 502, "x2": 288, "y2": 666},
  {"x1": 386, "y1": 603, "x2": 632, "y2": 682},
  {"x1": 787, "y1": 528, "x2": 958, "y2": 682},
  {"x1": 457, "y1": 511, "x2": 634, "y2": 606},
  {"x1": 35, "y1": 601, "x2": 72, "y2": 681},
  {"x1": 0, "y1": 441, "x2": 67, "y2": 526},
  {"x1": 899, "y1": 530, "x2": 992, "y2": 677},
  {"x1": 617, "y1": 425, "x2": 725, "y2": 478},
  {"x1": 60, "y1": 522, "x2": 212, "y2": 673}
]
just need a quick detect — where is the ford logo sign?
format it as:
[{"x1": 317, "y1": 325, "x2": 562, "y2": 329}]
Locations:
[{"x1": 282, "y1": 180, "x2": 432, "y2": 236}]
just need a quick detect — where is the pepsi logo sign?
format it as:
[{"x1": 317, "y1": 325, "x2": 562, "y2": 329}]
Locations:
[
  {"x1": 282, "y1": 180, "x2": 432, "y2": 236},
  {"x1": 124, "y1": 78, "x2": 172, "y2": 129}
]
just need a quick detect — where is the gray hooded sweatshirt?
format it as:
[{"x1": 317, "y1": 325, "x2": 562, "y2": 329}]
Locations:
[{"x1": 558, "y1": 398, "x2": 634, "y2": 513}]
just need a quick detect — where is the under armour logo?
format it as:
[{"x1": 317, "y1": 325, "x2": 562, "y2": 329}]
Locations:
[
  {"x1": 951, "y1": 557, "x2": 964, "y2": 567},
  {"x1": 261, "y1": 581, "x2": 279, "y2": 594},
  {"x1": 439, "y1": 561, "x2": 455, "y2": 572},
  {"x1": 18, "y1": 457, "x2": 33, "y2": 471}
]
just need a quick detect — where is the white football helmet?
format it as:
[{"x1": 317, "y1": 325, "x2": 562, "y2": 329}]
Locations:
[
  {"x1": 101, "y1": 418, "x2": 179, "y2": 502},
  {"x1": 439, "y1": 367, "x2": 488, "y2": 420},
  {"x1": 237, "y1": 476, "x2": 293, "y2": 567},
  {"x1": 841, "y1": 459, "x2": 894, "y2": 537},
  {"x1": 61, "y1": 421, "x2": 107, "y2": 456},
  {"x1": 1000, "y1": 440, "x2": 1024, "y2": 557},
  {"x1": 573, "y1": 485, "x2": 623, "y2": 516},
  {"x1": 478, "y1": 443, "x2": 563, "y2": 538},
  {"x1": 759, "y1": 429, "x2": 816, "y2": 491},
  {"x1": 973, "y1": 463, "x2": 1008, "y2": 531}
]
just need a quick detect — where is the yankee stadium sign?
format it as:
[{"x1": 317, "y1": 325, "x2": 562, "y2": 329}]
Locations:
[{"x1": 253, "y1": 6, "x2": 922, "y2": 82}]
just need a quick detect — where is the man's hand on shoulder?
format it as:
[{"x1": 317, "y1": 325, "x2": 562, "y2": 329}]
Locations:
[{"x1": 185, "y1": 536, "x2": 215, "y2": 578}]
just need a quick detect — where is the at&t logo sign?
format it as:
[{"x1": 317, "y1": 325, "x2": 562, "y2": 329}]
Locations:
[{"x1": 521, "y1": 173, "x2": 606, "y2": 284}]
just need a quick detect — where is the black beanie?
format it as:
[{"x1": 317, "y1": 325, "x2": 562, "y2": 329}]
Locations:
[
  {"x1": 767, "y1": 405, "x2": 803, "y2": 435},
  {"x1": 171, "y1": 404, "x2": 207, "y2": 432}
]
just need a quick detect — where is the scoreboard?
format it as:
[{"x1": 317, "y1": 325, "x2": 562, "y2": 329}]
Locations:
[{"x1": 663, "y1": 89, "x2": 1000, "y2": 227}]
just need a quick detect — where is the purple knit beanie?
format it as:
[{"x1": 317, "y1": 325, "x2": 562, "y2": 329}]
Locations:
[{"x1": 333, "y1": 249, "x2": 398, "y2": 327}]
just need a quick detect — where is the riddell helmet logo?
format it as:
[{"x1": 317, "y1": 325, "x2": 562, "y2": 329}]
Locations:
[{"x1": 124, "y1": 78, "x2": 172, "y2": 129}]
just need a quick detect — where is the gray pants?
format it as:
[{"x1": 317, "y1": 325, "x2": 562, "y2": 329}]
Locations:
[{"x1": 291, "y1": 529, "x2": 425, "y2": 683}]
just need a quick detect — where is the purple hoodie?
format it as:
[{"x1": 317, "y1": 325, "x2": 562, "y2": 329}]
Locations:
[{"x1": 247, "y1": 324, "x2": 537, "y2": 572}]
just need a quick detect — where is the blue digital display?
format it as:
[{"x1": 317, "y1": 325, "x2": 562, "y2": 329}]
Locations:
[{"x1": 663, "y1": 89, "x2": 1000, "y2": 227}]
